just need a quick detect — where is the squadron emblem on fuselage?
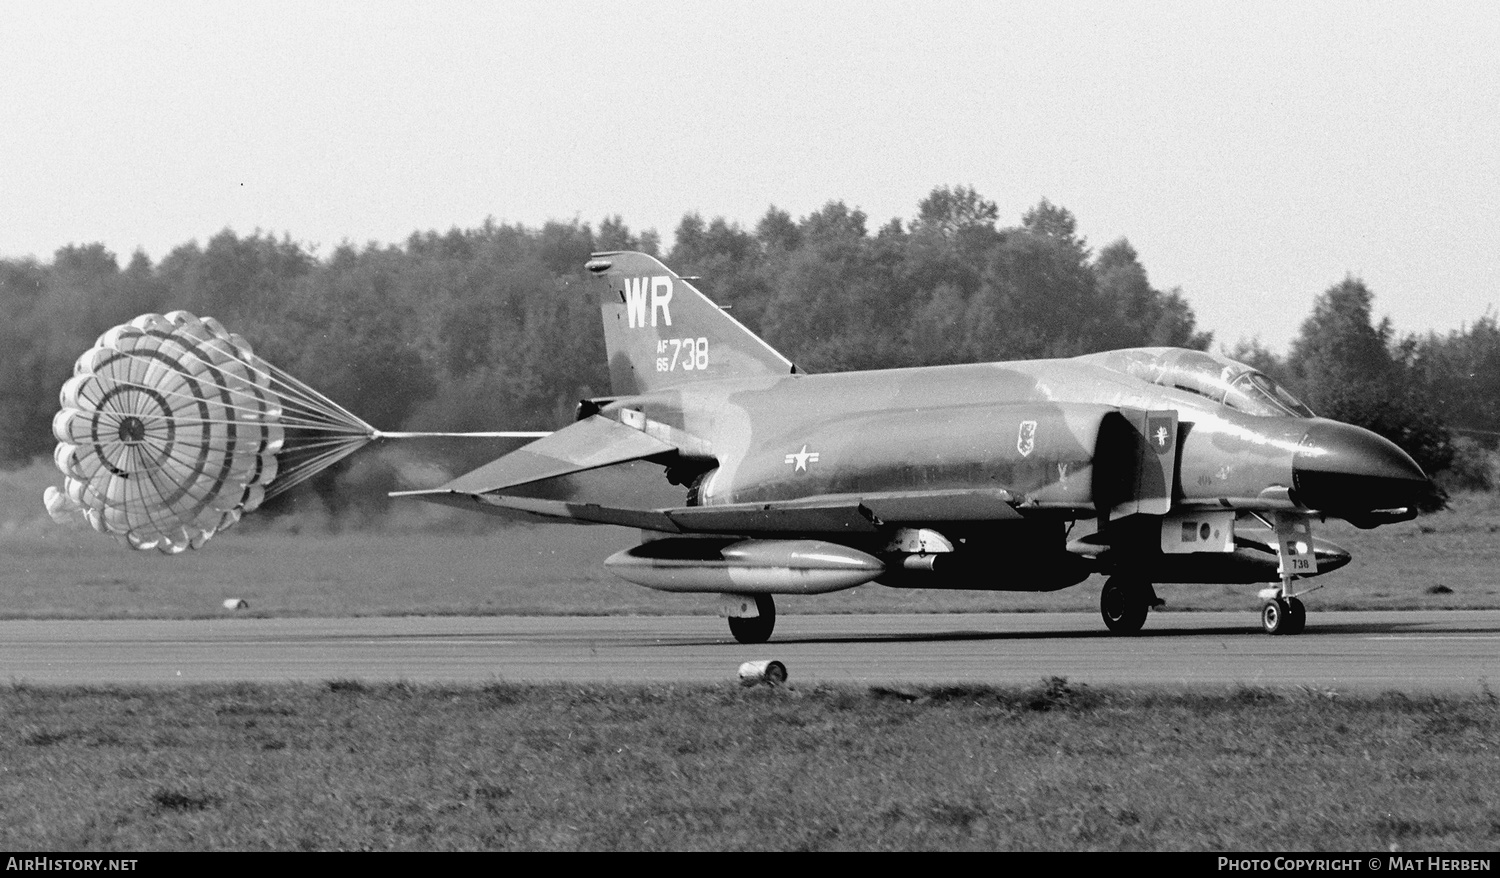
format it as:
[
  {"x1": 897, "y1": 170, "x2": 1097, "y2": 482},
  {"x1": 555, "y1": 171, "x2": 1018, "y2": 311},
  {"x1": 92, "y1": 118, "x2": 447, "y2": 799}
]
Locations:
[{"x1": 1017, "y1": 420, "x2": 1037, "y2": 457}]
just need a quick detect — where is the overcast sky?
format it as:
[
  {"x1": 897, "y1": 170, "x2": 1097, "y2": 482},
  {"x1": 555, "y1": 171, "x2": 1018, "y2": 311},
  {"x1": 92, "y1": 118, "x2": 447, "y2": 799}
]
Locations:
[{"x1": 4, "y1": 1, "x2": 1496, "y2": 352}]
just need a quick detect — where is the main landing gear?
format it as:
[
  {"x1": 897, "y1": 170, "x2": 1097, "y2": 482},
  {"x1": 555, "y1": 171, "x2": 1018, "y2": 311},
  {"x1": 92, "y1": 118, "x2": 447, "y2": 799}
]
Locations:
[
  {"x1": 1100, "y1": 576, "x2": 1164, "y2": 634},
  {"x1": 726, "y1": 594, "x2": 776, "y2": 644}
]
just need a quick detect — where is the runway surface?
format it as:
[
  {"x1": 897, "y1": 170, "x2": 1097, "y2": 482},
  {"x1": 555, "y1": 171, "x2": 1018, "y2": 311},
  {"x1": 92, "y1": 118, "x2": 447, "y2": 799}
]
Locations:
[{"x1": 3, "y1": 610, "x2": 1498, "y2": 693}]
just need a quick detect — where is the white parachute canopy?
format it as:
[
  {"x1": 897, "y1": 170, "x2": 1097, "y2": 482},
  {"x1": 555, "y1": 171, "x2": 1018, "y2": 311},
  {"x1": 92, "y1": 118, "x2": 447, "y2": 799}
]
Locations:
[{"x1": 45, "y1": 311, "x2": 378, "y2": 554}]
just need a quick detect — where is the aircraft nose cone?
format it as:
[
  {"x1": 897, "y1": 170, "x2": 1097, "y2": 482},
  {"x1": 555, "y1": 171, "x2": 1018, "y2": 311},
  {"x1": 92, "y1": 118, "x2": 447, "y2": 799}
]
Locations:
[{"x1": 1292, "y1": 419, "x2": 1432, "y2": 514}]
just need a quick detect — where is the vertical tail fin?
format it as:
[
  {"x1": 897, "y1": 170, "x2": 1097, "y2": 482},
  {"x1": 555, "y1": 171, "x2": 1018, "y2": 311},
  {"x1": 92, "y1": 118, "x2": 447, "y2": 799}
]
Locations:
[{"x1": 585, "y1": 251, "x2": 795, "y2": 396}]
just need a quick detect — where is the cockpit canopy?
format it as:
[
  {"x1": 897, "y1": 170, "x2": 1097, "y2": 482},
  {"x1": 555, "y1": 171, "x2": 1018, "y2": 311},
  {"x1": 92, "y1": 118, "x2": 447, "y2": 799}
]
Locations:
[{"x1": 1085, "y1": 348, "x2": 1315, "y2": 418}]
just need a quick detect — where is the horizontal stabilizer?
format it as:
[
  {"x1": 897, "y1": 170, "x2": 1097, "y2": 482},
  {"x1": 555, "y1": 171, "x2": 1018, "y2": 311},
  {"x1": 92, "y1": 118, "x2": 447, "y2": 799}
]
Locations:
[{"x1": 391, "y1": 415, "x2": 677, "y2": 498}]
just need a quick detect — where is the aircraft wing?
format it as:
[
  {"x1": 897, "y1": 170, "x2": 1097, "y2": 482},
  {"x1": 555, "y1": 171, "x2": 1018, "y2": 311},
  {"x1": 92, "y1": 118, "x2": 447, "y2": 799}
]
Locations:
[
  {"x1": 403, "y1": 485, "x2": 1027, "y2": 535},
  {"x1": 662, "y1": 489, "x2": 1025, "y2": 534},
  {"x1": 391, "y1": 414, "x2": 678, "y2": 501}
]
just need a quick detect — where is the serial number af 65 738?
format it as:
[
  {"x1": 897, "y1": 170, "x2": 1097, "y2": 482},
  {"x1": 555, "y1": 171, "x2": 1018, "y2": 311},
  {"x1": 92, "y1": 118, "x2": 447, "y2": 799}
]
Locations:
[{"x1": 656, "y1": 337, "x2": 708, "y2": 372}]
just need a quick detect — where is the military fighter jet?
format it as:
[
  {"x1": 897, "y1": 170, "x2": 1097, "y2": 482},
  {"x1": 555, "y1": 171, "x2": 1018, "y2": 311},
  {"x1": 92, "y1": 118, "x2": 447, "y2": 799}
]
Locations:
[{"x1": 395, "y1": 251, "x2": 1433, "y2": 642}]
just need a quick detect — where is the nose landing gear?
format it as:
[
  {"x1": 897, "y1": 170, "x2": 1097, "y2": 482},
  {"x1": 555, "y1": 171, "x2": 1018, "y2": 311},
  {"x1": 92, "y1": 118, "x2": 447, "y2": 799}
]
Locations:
[
  {"x1": 1261, "y1": 512, "x2": 1317, "y2": 635},
  {"x1": 1261, "y1": 595, "x2": 1306, "y2": 635}
]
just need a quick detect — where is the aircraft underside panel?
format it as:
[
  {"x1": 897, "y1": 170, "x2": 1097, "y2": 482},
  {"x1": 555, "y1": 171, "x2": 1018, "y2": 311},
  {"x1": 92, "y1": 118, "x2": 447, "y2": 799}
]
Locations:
[{"x1": 1096, "y1": 517, "x2": 1351, "y2": 584}]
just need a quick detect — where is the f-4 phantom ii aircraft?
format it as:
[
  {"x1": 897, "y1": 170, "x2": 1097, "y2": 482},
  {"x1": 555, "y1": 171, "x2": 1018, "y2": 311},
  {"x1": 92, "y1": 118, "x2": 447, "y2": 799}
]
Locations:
[{"x1": 395, "y1": 251, "x2": 1434, "y2": 642}]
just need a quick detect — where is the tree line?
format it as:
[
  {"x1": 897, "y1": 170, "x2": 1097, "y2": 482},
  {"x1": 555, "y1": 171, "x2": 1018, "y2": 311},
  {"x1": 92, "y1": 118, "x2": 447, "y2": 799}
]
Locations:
[{"x1": 2, "y1": 185, "x2": 1493, "y2": 515}]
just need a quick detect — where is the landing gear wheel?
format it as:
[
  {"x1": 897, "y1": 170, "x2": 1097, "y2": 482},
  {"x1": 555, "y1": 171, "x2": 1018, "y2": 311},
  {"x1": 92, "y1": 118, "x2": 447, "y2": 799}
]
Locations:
[
  {"x1": 727, "y1": 594, "x2": 776, "y2": 644},
  {"x1": 1262, "y1": 596, "x2": 1307, "y2": 635},
  {"x1": 1262, "y1": 597, "x2": 1289, "y2": 635},
  {"x1": 1100, "y1": 577, "x2": 1150, "y2": 634},
  {"x1": 1283, "y1": 597, "x2": 1306, "y2": 635}
]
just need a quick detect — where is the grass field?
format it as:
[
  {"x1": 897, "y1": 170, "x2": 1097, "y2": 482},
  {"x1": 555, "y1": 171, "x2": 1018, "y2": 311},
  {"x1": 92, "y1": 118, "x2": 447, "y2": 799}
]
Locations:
[{"x1": 3, "y1": 680, "x2": 1497, "y2": 851}]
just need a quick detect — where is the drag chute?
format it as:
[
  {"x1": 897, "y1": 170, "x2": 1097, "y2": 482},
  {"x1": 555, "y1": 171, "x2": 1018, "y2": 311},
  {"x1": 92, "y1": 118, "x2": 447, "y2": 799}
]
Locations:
[{"x1": 45, "y1": 311, "x2": 378, "y2": 553}]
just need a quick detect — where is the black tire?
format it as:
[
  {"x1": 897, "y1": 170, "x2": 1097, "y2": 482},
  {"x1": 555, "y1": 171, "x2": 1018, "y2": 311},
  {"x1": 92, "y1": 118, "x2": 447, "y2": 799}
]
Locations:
[
  {"x1": 1283, "y1": 597, "x2": 1306, "y2": 635},
  {"x1": 1261, "y1": 597, "x2": 1290, "y2": 635},
  {"x1": 728, "y1": 594, "x2": 776, "y2": 644},
  {"x1": 1100, "y1": 577, "x2": 1149, "y2": 634}
]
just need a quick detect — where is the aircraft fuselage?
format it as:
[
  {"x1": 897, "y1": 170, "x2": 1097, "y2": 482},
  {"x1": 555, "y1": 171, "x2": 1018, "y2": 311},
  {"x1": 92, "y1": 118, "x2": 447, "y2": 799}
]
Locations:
[
  {"x1": 603, "y1": 354, "x2": 1418, "y2": 520},
  {"x1": 400, "y1": 251, "x2": 1434, "y2": 638}
]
